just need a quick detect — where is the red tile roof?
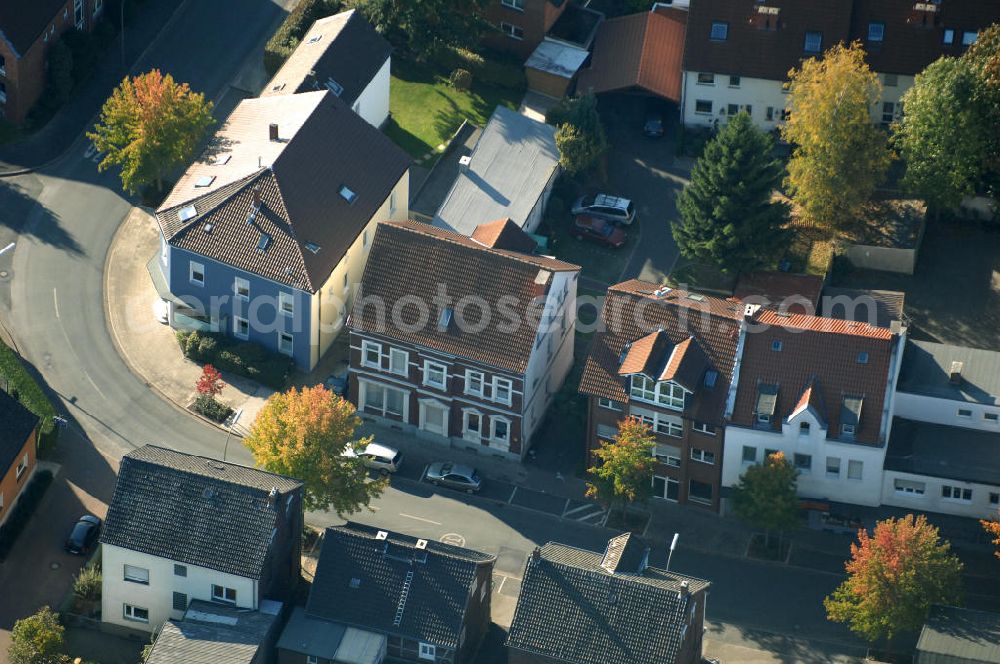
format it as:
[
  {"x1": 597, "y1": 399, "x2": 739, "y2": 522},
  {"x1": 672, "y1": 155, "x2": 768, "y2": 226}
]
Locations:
[
  {"x1": 754, "y1": 309, "x2": 893, "y2": 340},
  {"x1": 788, "y1": 377, "x2": 827, "y2": 423},
  {"x1": 471, "y1": 218, "x2": 539, "y2": 254},
  {"x1": 578, "y1": 10, "x2": 687, "y2": 101},
  {"x1": 734, "y1": 271, "x2": 824, "y2": 314}
]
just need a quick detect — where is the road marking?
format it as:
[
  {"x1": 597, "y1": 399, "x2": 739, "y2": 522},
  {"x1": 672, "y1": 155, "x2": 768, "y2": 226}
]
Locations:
[
  {"x1": 0, "y1": 242, "x2": 15, "y2": 256},
  {"x1": 52, "y1": 288, "x2": 60, "y2": 319},
  {"x1": 399, "y1": 513, "x2": 441, "y2": 526},
  {"x1": 83, "y1": 371, "x2": 108, "y2": 401},
  {"x1": 440, "y1": 533, "x2": 465, "y2": 547},
  {"x1": 508, "y1": 486, "x2": 518, "y2": 503},
  {"x1": 563, "y1": 503, "x2": 597, "y2": 518},
  {"x1": 496, "y1": 576, "x2": 507, "y2": 594}
]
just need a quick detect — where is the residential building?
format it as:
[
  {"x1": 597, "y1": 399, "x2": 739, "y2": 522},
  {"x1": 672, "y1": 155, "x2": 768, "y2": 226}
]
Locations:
[
  {"x1": 579, "y1": 281, "x2": 743, "y2": 511},
  {"x1": 143, "y1": 599, "x2": 283, "y2": 664},
  {"x1": 433, "y1": 106, "x2": 559, "y2": 237},
  {"x1": 348, "y1": 220, "x2": 580, "y2": 461},
  {"x1": 577, "y1": 8, "x2": 687, "y2": 103},
  {"x1": 0, "y1": 389, "x2": 39, "y2": 525},
  {"x1": 507, "y1": 533, "x2": 710, "y2": 664},
  {"x1": 151, "y1": 90, "x2": 410, "y2": 370},
  {"x1": 277, "y1": 523, "x2": 496, "y2": 664},
  {"x1": 820, "y1": 286, "x2": 906, "y2": 330},
  {"x1": 722, "y1": 309, "x2": 905, "y2": 508},
  {"x1": 0, "y1": 0, "x2": 104, "y2": 123},
  {"x1": 261, "y1": 9, "x2": 391, "y2": 128},
  {"x1": 484, "y1": 0, "x2": 571, "y2": 58},
  {"x1": 733, "y1": 271, "x2": 824, "y2": 315},
  {"x1": 100, "y1": 445, "x2": 304, "y2": 635},
  {"x1": 916, "y1": 605, "x2": 1000, "y2": 664}
]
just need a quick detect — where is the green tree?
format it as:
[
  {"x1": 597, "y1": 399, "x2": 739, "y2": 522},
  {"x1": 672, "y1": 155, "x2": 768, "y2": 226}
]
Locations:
[
  {"x1": 673, "y1": 112, "x2": 790, "y2": 273},
  {"x1": 586, "y1": 417, "x2": 655, "y2": 520},
  {"x1": 243, "y1": 385, "x2": 387, "y2": 515},
  {"x1": 782, "y1": 42, "x2": 892, "y2": 228},
  {"x1": 894, "y1": 57, "x2": 989, "y2": 209},
  {"x1": 356, "y1": 0, "x2": 490, "y2": 59},
  {"x1": 963, "y1": 23, "x2": 1000, "y2": 195},
  {"x1": 548, "y1": 92, "x2": 608, "y2": 176},
  {"x1": 45, "y1": 41, "x2": 74, "y2": 108},
  {"x1": 88, "y1": 69, "x2": 214, "y2": 194},
  {"x1": 824, "y1": 514, "x2": 963, "y2": 646},
  {"x1": 8, "y1": 606, "x2": 64, "y2": 664},
  {"x1": 730, "y1": 451, "x2": 799, "y2": 550}
]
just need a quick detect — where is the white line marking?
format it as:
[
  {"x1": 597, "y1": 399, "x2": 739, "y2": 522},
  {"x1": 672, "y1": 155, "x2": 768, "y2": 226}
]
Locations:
[
  {"x1": 83, "y1": 371, "x2": 108, "y2": 401},
  {"x1": 563, "y1": 503, "x2": 600, "y2": 518},
  {"x1": 53, "y1": 288, "x2": 60, "y2": 319},
  {"x1": 508, "y1": 486, "x2": 518, "y2": 503},
  {"x1": 0, "y1": 242, "x2": 15, "y2": 256},
  {"x1": 399, "y1": 513, "x2": 442, "y2": 525},
  {"x1": 496, "y1": 576, "x2": 507, "y2": 594}
]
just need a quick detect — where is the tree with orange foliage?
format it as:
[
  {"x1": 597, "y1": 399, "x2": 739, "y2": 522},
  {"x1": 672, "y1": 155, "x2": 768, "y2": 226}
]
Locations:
[
  {"x1": 981, "y1": 511, "x2": 1000, "y2": 559},
  {"x1": 586, "y1": 417, "x2": 655, "y2": 520},
  {"x1": 243, "y1": 385, "x2": 386, "y2": 515},
  {"x1": 88, "y1": 69, "x2": 213, "y2": 193},
  {"x1": 824, "y1": 514, "x2": 963, "y2": 645}
]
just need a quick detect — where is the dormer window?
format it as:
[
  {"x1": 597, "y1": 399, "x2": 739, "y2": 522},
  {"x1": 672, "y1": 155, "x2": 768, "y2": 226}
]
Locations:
[
  {"x1": 178, "y1": 205, "x2": 197, "y2": 222},
  {"x1": 799, "y1": 421, "x2": 810, "y2": 435},
  {"x1": 867, "y1": 22, "x2": 885, "y2": 42},
  {"x1": 841, "y1": 423, "x2": 856, "y2": 436},
  {"x1": 771, "y1": 340, "x2": 782, "y2": 352},
  {"x1": 325, "y1": 77, "x2": 344, "y2": 96},
  {"x1": 841, "y1": 394, "x2": 862, "y2": 439},
  {"x1": 755, "y1": 384, "x2": 778, "y2": 427},
  {"x1": 629, "y1": 375, "x2": 685, "y2": 410},
  {"x1": 710, "y1": 21, "x2": 728, "y2": 41},
  {"x1": 804, "y1": 31, "x2": 822, "y2": 53}
]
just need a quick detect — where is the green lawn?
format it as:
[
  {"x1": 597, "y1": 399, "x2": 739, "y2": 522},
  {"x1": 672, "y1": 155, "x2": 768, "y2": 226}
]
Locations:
[{"x1": 385, "y1": 58, "x2": 522, "y2": 159}]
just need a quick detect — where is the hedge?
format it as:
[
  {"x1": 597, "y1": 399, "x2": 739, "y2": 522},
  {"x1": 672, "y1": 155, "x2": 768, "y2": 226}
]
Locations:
[
  {"x1": 264, "y1": 0, "x2": 344, "y2": 77},
  {"x1": 429, "y1": 47, "x2": 526, "y2": 90},
  {"x1": 0, "y1": 342, "x2": 58, "y2": 450},
  {"x1": 176, "y1": 331, "x2": 292, "y2": 389},
  {"x1": 0, "y1": 470, "x2": 54, "y2": 560}
]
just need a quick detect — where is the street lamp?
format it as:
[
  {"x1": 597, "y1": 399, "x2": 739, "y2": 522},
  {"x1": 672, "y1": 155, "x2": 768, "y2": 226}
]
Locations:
[
  {"x1": 223, "y1": 408, "x2": 242, "y2": 461},
  {"x1": 666, "y1": 532, "x2": 680, "y2": 571}
]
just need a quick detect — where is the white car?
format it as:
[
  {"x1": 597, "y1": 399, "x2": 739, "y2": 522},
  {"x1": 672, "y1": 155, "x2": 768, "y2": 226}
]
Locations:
[
  {"x1": 342, "y1": 442, "x2": 403, "y2": 475},
  {"x1": 571, "y1": 194, "x2": 637, "y2": 225}
]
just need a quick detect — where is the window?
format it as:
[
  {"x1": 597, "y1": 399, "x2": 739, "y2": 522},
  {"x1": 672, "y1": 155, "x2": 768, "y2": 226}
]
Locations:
[
  {"x1": 388, "y1": 348, "x2": 408, "y2": 376},
  {"x1": 424, "y1": 361, "x2": 447, "y2": 389},
  {"x1": 465, "y1": 370, "x2": 485, "y2": 397},
  {"x1": 847, "y1": 460, "x2": 863, "y2": 481},
  {"x1": 794, "y1": 453, "x2": 812, "y2": 472},
  {"x1": 362, "y1": 382, "x2": 406, "y2": 417},
  {"x1": 985, "y1": 413, "x2": 999, "y2": 423},
  {"x1": 492, "y1": 417, "x2": 510, "y2": 444},
  {"x1": 771, "y1": 339, "x2": 782, "y2": 352},
  {"x1": 630, "y1": 375, "x2": 685, "y2": 409},
  {"x1": 804, "y1": 31, "x2": 822, "y2": 53},
  {"x1": 493, "y1": 377, "x2": 513, "y2": 405},
  {"x1": 463, "y1": 410, "x2": 482, "y2": 439},
  {"x1": 278, "y1": 332, "x2": 294, "y2": 356},
  {"x1": 766, "y1": 107, "x2": 774, "y2": 121},
  {"x1": 174, "y1": 564, "x2": 187, "y2": 577},
  {"x1": 211, "y1": 585, "x2": 237, "y2": 604},
  {"x1": 74, "y1": 0, "x2": 84, "y2": 29},
  {"x1": 15, "y1": 453, "x2": 28, "y2": 480},
  {"x1": 233, "y1": 316, "x2": 249, "y2": 340},
  {"x1": 597, "y1": 424, "x2": 617, "y2": 441},
  {"x1": 361, "y1": 341, "x2": 381, "y2": 369},
  {"x1": 882, "y1": 102, "x2": 895, "y2": 124},
  {"x1": 500, "y1": 22, "x2": 524, "y2": 40},
  {"x1": 653, "y1": 442, "x2": 682, "y2": 467},
  {"x1": 363, "y1": 229, "x2": 370, "y2": 248},
  {"x1": 710, "y1": 21, "x2": 728, "y2": 41},
  {"x1": 278, "y1": 292, "x2": 294, "y2": 316},
  {"x1": 339, "y1": 184, "x2": 356, "y2": 202},
  {"x1": 695, "y1": 99, "x2": 713, "y2": 114},
  {"x1": 943, "y1": 28, "x2": 955, "y2": 45},
  {"x1": 501, "y1": 0, "x2": 525, "y2": 9},
  {"x1": 123, "y1": 565, "x2": 149, "y2": 584},
  {"x1": 389, "y1": 190, "x2": 397, "y2": 215},
  {"x1": 799, "y1": 421, "x2": 811, "y2": 435},
  {"x1": 234, "y1": 277, "x2": 249, "y2": 300},
  {"x1": 0, "y1": 54, "x2": 5, "y2": 76},
  {"x1": 942, "y1": 485, "x2": 972, "y2": 502},
  {"x1": 780, "y1": 108, "x2": 791, "y2": 121},
  {"x1": 419, "y1": 643, "x2": 436, "y2": 661},
  {"x1": 636, "y1": 411, "x2": 683, "y2": 438},
  {"x1": 690, "y1": 448, "x2": 715, "y2": 465},
  {"x1": 598, "y1": 397, "x2": 623, "y2": 411},
  {"x1": 688, "y1": 479, "x2": 713, "y2": 505},
  {"x1": 693, "y1": 422, "x2": 716, "y2": 435},
  {"x1": 173, "y1": 592, "x2": 188, "y2": 611},
  {"x1": 894, "y1": 479, "x2": 925, "y2": 495},
  {"x1": 123, "y1": 604, "x2": 149, "y2": 623},
  {"x1": 307, "y1": 657, "x2": 319, "y2": 664},
  {"x1": 883, "y1": 74, "x2": 898, "y2": 87},
  {"x1": 744, "y1": 104, "x2": 752, "y2": 117},
  {"x1": 727, "y1": 103, "x2": 739, "y2": 116},
  {"x1": 868, "y1": 22, "x2": 884, "y2": 42},
  {"x1": 189, "y1": 262, "x2": 205, "y2": 286},
  {"x1": 841, "y1": 423, "x2": 856, "y2": 438},
  {"x1": 991, "y1": 493, "x2": 999, "y2": 506},
  {"x1": 958, "y1": 408, "x2": 972, "y2": 418},
  {"x1": 742, "y1": 446, "x2": 756, "y2": 464},
  {"x1": 697, "y1": 72, "x2": 715, "y2": 85},
  {"x1": 826, "y1": 456, "x2": 841, "y2": 477},
  {"x1": 962, "y1": 31, "x2": 978, "y2": 46},
  {"x1": 729, "y1": 75, "x2": 741, "y2": 87},
  {"x1": 653, "y1": 476, "x2": 679, "y2": 502}
]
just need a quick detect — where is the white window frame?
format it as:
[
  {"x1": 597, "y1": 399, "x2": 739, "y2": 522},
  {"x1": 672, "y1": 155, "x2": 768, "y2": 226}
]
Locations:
[
  {"x1": 123, "y1": 565, "x2": 149, "y2": 585},
  {"x1": 94, "y1": 0, "x2": 103, "y2": 18},
  {"x1": 693, "y1": 421, "x2": 716, "y2": 435},
  {"x1": 462, "y1": 409, "x2": 483, "y2": 442},
  {"x1": 694, "y1": 99, "x2": 713, "y2": 115},
  {"x1": 211, "y1": 584, "x2": 237, "y2": 604},
  {"x1": 493, "y1": 377, "x2": 513, "y2": 406},
  {"x1": 423, "y1": 361, "x2": 448, "y2": 390},
  {"x1": 500, "y1": 22, "x2": 524, "y2": 40},
  {"x1": 741, "y1": 446, "x2": 756, "y2": 464},
  {"x1": 491, "y1": 416, "x2": 511, "y2": 445},
  {"x1": 233, "y1": 277, "x2": 249, "y2": 301},
  {"x1": 307, "y1": 656, "x2": 319, "y2": 664},
  {"x1": 15, "y1": 453, "x2": 28, "y2": 479},
  {"x1": 598, "y1": 397, "x2": 623, "y2": 411},
  {"x1": 794, "y1": 453, "x2": 812, "y2": 473},
  {"x1": 278, "y1": 292, "x2": 294, "y2": 317},
  {"x1": 189, "y1": 261, "x2": 205, "y2": 286},
  {"x1": 985, "y1": 412, "x2": 999, "y2": 424},
  {"x1": 389, "y1": 190, "x2": 397, "y2": 215},
  {"x1": 234, "y1": 315, "x2": 249, "y2": 340},
  {"x1": 361, "y1": 340, "x2": 382, "y2": 369},
  {"x1": 847, "y1": 460, "x2": 863, "y2": 481},
  {"x1": 826, "y1": 456, "x2": 840, "y2": 478},
  {"x1": 388, "y1": 348, "x2": 408, "y2": 376},
  {"x1": 465, "y1": 370, "x2": 485, "y2": 397},
  {"x1": 653, "y1": 475, "x2": 679, "y2": 502},
  {"x1": 501, "y1": 0, "x2": 525, "y2": 9},
  {"x1": 728, "y1": 75, "x2": 741, "y2": 88},
  {"x1": 278, "y1": 331, "x2": 294, "y2": 356},
  {"x1": 690, "y1": 448, "x2": 715, "y2": 465},
  {"x1": 688, "y1": 479, "x2": 713, "y2": 505},
  {"x1": 360, "y1": 381, "x2": 407, "y2": 418},
  {"x1": 419, "y1": 399, "x2": 449, "y2": 436},
  {"x1": 630, "y1": 375, "x2": 685, "y2": 410},
  {"x1": 958, "y1": 408, "x2": 972, "y2": 418},
  {"x1": 696, "y1": 72, "x2": 714, "y2": 85},
  {"x1": 893, "y1": 479, "x2": 925, "y2": 496},
  {"x1": 123, "y1": 604, "x2": 149, "y2": 623},
  {"x1": 74, "y1": 0, "x2": 84, "y2": 29},
  {"x1": 419, "y1": 643, "x2": 436, "y2": 661}
]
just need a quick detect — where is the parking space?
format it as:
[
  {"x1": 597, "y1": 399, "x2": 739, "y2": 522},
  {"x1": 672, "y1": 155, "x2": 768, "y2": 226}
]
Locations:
[
  {"x1": 562, "y1": 499, "x2": 609, "y2": 525},
  {"x1": 510, "y1": 487, "x2": 568, "y2": 517}
]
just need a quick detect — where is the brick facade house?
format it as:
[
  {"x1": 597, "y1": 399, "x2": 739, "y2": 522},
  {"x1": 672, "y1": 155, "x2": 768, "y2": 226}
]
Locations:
[
  {"x1": 0, "y1": 389, "x2": 39, "y2": 525},
  {"x1": 483, "y1": 0, "x2": 569, "y2": 58}
]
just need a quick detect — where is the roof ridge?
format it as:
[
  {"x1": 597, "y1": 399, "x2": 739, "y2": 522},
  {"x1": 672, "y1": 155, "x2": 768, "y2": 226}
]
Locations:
[
  {"x1": 269, "y1": 172, "x2": 315, "y2": 292},
  {"x1": 128, "y1": 444, "x2": 303, "y2": 487},
  {"x1": 163, "y1": 170, "x2": 268, "y2": 238}
]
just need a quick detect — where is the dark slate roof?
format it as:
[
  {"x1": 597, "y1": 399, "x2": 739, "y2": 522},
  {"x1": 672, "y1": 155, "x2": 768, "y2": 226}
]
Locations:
[
  {"x1": 507, "y1": 538, "x2": 711, "y2": 664},
  {"x1": 306, "y1": 523, "x2": 495, "y2": 648},
  {"x1": 0, "y1": 389, "x2": 38, "y2": 475},
  {"x1": 917, "y1": 605, "x2": 1000, "y2": 663},
  {"x1": 100, "y1": 445, "x2": 303, "y2": 579},
  {"x1": 898, "y1": 340, "x2": 1000, "y2": 406},
  {"x1": 277, "y1": 607, "x2": 386, "y2": 662},
  {"x1": 144, "y1": 600, "x2": 282, "y2": 664},
  {"x1": 885, "y1": 418, "x2": 1000, "y2": 486},
  {"x1": 156, "y1": 90, "x2": 409, "y2": 293},
  {"x1": 821, "y1": 287, "x2": 905, "y2": 330},
  {"x1": 0, "y1": 0, "x2": 66, "y2": 56},
  {"x1": 261, "y1": 9, "x2": 391, "y2": 105}
]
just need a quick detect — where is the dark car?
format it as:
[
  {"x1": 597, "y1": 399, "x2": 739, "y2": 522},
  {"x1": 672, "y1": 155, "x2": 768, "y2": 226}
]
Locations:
[
  {"x1": 571, "y1": 194, "x2": 637, "y2": 225},
  {"x1": 425, "y1": 462, "x2": 482, "y2": 493},
  {"x1": 572, "y1": 215, "x2": 628, "y2": 248},
  {"x1": 643, "y1": 111, "x2": 665, "y2": 137},
  {"x1": 65, "y1": 515, "x2": 102, "y2": 555}
]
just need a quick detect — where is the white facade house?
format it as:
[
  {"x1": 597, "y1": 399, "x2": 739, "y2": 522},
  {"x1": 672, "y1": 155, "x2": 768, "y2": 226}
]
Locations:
[
  {"x1": 351, "y1": 56, "x2": 390, "y2": 128},
  {"x1": 681, "y1": 71, "x2": 788, "y2": 131}
]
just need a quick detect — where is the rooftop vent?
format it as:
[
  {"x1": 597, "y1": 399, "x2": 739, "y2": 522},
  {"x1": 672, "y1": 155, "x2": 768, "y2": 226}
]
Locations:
[
  {"x1": 178, "y1": 205, "x2": 198, "y2": 222},
  {"x1": 744, "y1": 303, "x2": 761, "y2": 318},
  {"x1": 307, "y1": 34, "x2": 322, "y2": 44},
  {"x1": 202, "y1": 488, "x2": 216, "y2": 499},
  {"x1": 269, "y1": 123, "x2": 279, "y2": 142},
  {"x1": 339, "y1": 185, "x2": 358, "y2": 204},
  {"x1": 195, "y1": 175, "x2": 215, "y2": 188},
  {"x1": 375, "y1": 530, "x2": 389, "y2": 541},
  {"x1": 687, "y1": 293, "x2": 706, "y2": 302},
  {"x1": 349, "y1": 577, "x2": 361, "y2": 588},
  {"x1": 415, "y1": 539, "x2": 428, "y2": 550},
  {"x1": 949, "y1": 361, "x2": 964, "y2": 385},
  {"x1": 680, "y1": 580, "x2": 690, "y2": 597},
  {"x1": 252, "y1": 185, "x2": 262, "y2": 211},
  {"x1": 203, "y1": 222, "x2": 214, "y2": 234}
]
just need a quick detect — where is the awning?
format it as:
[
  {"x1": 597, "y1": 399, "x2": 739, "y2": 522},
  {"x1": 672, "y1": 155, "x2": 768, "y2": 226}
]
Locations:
[{"x1": 146, "y1": 254, "x2": 186, "y2": 307}]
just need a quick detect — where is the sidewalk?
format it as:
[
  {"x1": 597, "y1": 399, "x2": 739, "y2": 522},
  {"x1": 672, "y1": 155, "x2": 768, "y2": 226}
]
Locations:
[{"x1": 103, "y1": 207, "x2": 272, "y2": 432}]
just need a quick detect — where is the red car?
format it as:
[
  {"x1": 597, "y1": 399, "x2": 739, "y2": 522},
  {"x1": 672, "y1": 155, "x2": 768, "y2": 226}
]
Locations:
[{"x1": 572, "y1": 215, "x2": 628, "y2": 248}]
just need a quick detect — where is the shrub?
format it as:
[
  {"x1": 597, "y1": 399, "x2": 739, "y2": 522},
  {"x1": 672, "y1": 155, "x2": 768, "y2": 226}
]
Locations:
[
  {"x1": 233, "y1": 342, "x2": 265, "y2": 364},
  {"x1": 193, "y1": 395, "x2": 233, "y2": 423},
  {"x1": 449, "y1": 68, "x2": 472, "y2": 91},
  {"x1": 0, "y1": 470, "x2": 54, "y2": 560},
  {"x1": 62, "y1": 29, "x2": 99, "y2": 89},
  {"x1": 0, "y1": 343, "x2": 57, "y2": 449},
  {"x1": 264, "y1": 0, "x2": 343, "y2": 76},
  {"x1": 430, "y1": 47, "x2": 525, "y2": 90},
  {"x1": 175, "y1": 331, "x2": 291, "y2": 390},
  {"x1": 197, "y1": 335, "x2": 218, "y2": 361},
  {"x1": 73, "y1": 565, "x2": 102, "y2": 602},
  {"x1": 45, "y1": 41, "x2": 74, "y2": 107},
  {"x1": 214, "y1": 350, "x2": 245, "y2": 374}
]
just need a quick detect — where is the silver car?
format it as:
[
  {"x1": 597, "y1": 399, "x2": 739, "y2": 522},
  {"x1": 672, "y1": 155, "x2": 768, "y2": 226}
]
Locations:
[
  {"x1": 425, "y1": 462, "x2": 482, "y2": 493},
  {"x1": 571, "y1": 194, "x2": 637, "y2": 225}
]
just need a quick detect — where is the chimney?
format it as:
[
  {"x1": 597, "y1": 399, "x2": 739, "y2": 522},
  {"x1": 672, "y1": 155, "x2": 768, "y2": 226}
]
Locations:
[
  {"x1": 531, "y1": 547, "x2": 541, "y2": 561},
  {"x1": 680, "y1": 580, "x2": 690, "y2": 598},
  {"x1": 458, "y1": 155, "x2": 472, "y2": 172},
  {"x1": 949, "y1": 361, "x2": 964, "y2": 385},
  {"x1": 252, "y1": 185, "x2": 262, "y2": 210},
  {"x1": 269, "y1": 123, "x2": 279, "y2": 142},
  {"x1": 268, "y1": 486, "x2": 278, "y2": 506},
  {"x1": 532, "y1": 269, "x2": 551, "y2": 298}
]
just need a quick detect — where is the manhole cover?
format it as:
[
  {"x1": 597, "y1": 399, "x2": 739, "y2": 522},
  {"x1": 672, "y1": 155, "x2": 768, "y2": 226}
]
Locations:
[
  {"x1": 0, "y1": 271, "x2": 8, "y2": 278},
  {"x1": 50, "y1": 562, "x2": 60, "y2": 570}
]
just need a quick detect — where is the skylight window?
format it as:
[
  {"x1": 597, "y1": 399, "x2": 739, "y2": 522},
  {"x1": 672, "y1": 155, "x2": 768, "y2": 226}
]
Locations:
[
  {"x1": 178, "y1": 205, "x2": 197, "y2": 222},
  {"x1": 804, "y1": 31, "x2": 823, "y2": 53},
  {"x1": 307, "y1": 34, "x2": 323, "y2": 44},
  {"x1": 305, "y1": 242, "x2": 320, "y2": 254},
  {"x1": 257, "y1": 233, "x2": 271, "y2": 252},
  {"x1": 194, "y1": 175, "x2": 215, "y2": 188},
  {"x1": 438, "y1": 307, "x2": 454, "y2": 330},
  {"x1": 339, "y1": 185, "x2": 358, "y2": 204},
  {"x1": 710, "y1": 21, "x2": 728, "y2": 41},
  {"x1": 325, "y1": 77, "x2": 344, "y2": 96},
  {"x1": 867, "y1": 22, "x2": 884, "y2": 42}
]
